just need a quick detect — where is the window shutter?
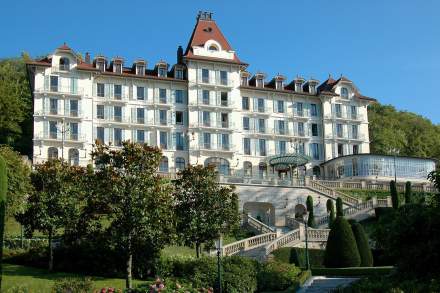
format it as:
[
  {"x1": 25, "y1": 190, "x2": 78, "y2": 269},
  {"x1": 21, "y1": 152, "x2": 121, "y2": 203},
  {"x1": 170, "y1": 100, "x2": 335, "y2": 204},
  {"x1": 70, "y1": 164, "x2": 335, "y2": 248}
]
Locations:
[
  {"x1": 65, "y1": 100, "x2": 70, "y2": 116},
  {"x1": 131, "y1": 108, "x2": 136, "y2": 123},
  {"x1": 171, "y1": 90, "x2": 176, "y2": 104},
  {"x1": 275, "y1": 141, "x2": 279, "y2": 155},
  {"x1": 44, "y1": 75, "x2": 49, "y2": 91}
]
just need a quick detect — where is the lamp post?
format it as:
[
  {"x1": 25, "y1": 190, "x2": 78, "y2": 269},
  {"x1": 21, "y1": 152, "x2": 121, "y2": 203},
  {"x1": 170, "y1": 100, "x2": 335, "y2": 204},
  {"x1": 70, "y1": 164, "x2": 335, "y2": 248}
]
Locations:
[
  {"x1": 215, "y1": 236, "x2": 223, "y2": 293},
  {"x1": 56, "y1": 118, "x2": 70, "y2": 160},
  {"x1": 302, "y1": 212, "x2": 310, "y2": 270},
  {"x1": 389, "y1": 148, "x2": 400, "y2": 183}
]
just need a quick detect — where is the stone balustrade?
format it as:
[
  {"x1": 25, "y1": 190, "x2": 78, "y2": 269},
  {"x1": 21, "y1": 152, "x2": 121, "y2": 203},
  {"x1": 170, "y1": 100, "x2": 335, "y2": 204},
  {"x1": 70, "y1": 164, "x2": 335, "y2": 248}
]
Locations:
[
  {"x1": 265, "y1": 229, "x2": 301, "y2": 255},
  {"x1": 221, "y1": 232, "x2": 277, "y2": 256},
  {"x1": 307, "y1": 228, "x2": 330, "y2": 242},
  {"x1": 245, "y1": 214, "x2": 276, "y2": 234}
]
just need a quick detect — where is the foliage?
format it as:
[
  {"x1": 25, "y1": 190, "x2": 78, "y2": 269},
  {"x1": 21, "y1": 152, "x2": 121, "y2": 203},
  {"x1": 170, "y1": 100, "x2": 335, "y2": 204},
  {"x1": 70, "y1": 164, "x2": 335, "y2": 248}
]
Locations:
[
  {"x1": 52, "y1": 277, "x2": 93, "y2": 293},
  {"x1": 336, "y1": 197, "x2": 343, "y2": 218},
  {"x1": 305, "y1": 196, "x2": 316, "y2": 228},
  {"x1": 341, "y1": 275, "x2": 440, "y2": 292},
  {"x1": 428, "y1": 170, "x2": 440, "y2": 192},
  {"x1": 0, "y1": 57, "x2": 33, "y2": 155},
  {"x1": 271, "y1": 247, "x2": 325, "y2": 268},
  {"x1": 389, "y1": 180, "x2": 399, "y2": 209},
  {"x1": 0, "y1": 155, "x2": 7, "y2": 290},
  {"x1": 350, "y1": 222, "x2": 373, "y2": 267},
  {"x1": 311, "y1": 266, "x2": 394, "y2": 277},
  {"x1": 173, "y1": 165, "x2": 240, "y2": 257},
  {"x1": 324, "y1": 217, "x2": 361, "y2": 268},
  {"x1": 90, "y1": 142, "x2": 175, "y2": 289},
  {"x1": 0, "y1": 146, "x2": 32, "y2": 218},
  {"x1": 257, "y1": 260, "x2": 301, "y2": 292},
  {"x1": 222, "y1": 256, "x2": 258, "y2": 293},
  {"x1": 404, "y1": 181, "x2": 412, "y2": 204},
  {"x1": 326, "y1": 199, "x2": 335, "y2": 229}
]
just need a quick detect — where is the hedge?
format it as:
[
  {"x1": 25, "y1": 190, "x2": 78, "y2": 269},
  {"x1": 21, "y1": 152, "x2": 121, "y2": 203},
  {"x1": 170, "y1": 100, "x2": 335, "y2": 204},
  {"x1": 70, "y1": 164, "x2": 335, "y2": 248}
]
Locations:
[
  {"x1": 311, "y1": 266, "x2": 394, "y2": 277},
  {"x1": 271, "y1": 247, "x2": 325, "y2": 268},
  {"x1": 350, "y1": 222, "x2": 373, "y2": 267}
]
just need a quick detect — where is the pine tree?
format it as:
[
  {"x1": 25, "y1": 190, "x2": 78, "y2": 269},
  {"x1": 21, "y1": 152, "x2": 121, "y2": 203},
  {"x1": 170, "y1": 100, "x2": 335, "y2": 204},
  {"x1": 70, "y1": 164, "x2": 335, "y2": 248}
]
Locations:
[
  {"x1": 405, "y1": 181, "x2": 412, "y2": 204},
  {"x1": 390, "y1": 180, "x2": 399, "y2": 209},
  {"x1": 0, "y1": 156, "x2": 7, "y2": 290},
  {"x1": 336, "y1": 197, "x2": 344, "y2": 218},
  {"x1": 350, "y1": 221, "x2": 373, "y2": 267}
]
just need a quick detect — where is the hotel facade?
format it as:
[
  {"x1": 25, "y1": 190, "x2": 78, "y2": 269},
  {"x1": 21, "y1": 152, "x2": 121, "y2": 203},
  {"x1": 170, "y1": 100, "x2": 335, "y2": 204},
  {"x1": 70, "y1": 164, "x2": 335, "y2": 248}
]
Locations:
[{"x1": 28, "y1": 12, "x2": 432, "y2": 183}]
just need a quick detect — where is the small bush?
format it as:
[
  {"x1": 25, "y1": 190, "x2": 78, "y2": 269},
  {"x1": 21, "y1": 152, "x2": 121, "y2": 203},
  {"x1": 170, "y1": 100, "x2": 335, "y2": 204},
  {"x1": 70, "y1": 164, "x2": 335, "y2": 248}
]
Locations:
[
  {"x1": 257, "y1": 261, "x2": 301, "y2": 292},
  {"x1": 222, "y1": 256, "x2": 258, "y2": 293},
  {"x1": 52, "y1": 277, "x2": 93, "y2": 293},
  {"x1": 336, "y1": 198, "x2": 344, "y2": 217},
  {"x1": 272, "y1": 247, "x2": 325, "y2": 268}
]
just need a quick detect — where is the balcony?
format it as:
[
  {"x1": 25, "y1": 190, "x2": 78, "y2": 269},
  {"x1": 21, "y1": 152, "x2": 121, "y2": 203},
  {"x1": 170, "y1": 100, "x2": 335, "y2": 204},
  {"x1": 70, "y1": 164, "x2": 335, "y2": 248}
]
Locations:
[
  {"x1": 190, "y1": 120, "x2": 235, "y2": 130},
  {"x1": 324, "y1": 113, "x2": 364, "y2": 122},
  {"x1": 198, "y1": 142, "x2": 234, "y2": 152},
  {"x1": 51, "y1": 65, "x2": 71, "y2": 73},
  {"x1": 325, "y1": 133, "x2": 366, "y2": 141},
  {"x1": 34, "y1": 132, "x2": 86, "y2": 142},
  {"x1": 199, "y1": 76, "x2": 233, "y2": 87},
  {"x1": 34, "y1": 108, "x2": 83, "y2": 119},
  {"x1": 36, "y1": 85, "x2": 83, "y2": 96}
]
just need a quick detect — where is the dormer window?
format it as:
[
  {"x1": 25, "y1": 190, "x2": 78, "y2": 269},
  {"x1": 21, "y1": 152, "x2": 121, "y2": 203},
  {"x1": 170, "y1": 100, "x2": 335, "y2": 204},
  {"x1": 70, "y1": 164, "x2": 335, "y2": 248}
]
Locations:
[
  {"x1": 59, "y1": 57, "x2": 70, "y2": 71},
  {"x1": 256, "y1": 77, "x2": 264, "y2": 88},
  {"x1": 309, "y1": 84, "x2": 316, "y2": 94},
  {"x1": 276, "y1": 80, "x2": 284, "y2": 90},
  {"x1": 175, "y1": 68, "x2": 184, "y2": 79},
  {"x1": 295, "y1": 82, "x2": 302, "y2": 92},
  {"x1": 158, "y1": 67, "x2": 167, "y2": 77},
  {"x1": 241, "y1": 76, "x2": 248, "y2": 86},
  {"x1": 115, "y1": 63, "x2": 122, "y2": 74},
  {"x1": 136, "y1": 64, "x2": 145, "y2": 76},
  {"x1": 208, "y1": 45, "x2": 218, "y2": 51},
  {"x1": 341, "y1": 87, "x2": 349, "y2": 98},
  {"x1": 96, "y1": 59, "x2": 105, "y2": 71}
]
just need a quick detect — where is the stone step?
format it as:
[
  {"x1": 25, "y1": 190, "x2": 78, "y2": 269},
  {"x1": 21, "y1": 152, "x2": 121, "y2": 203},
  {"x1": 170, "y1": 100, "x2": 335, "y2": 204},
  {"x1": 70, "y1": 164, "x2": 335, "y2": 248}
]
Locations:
[{"x1": 302, "y1": 277, "x2": 359, "y2": 293}]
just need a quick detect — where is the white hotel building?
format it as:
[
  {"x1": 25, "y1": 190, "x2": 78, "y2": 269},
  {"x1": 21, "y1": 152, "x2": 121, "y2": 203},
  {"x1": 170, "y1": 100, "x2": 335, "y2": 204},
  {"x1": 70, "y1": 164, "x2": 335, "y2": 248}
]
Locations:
[{"x1": 26, "y1": 12, "x2": 376, "y2": 180}]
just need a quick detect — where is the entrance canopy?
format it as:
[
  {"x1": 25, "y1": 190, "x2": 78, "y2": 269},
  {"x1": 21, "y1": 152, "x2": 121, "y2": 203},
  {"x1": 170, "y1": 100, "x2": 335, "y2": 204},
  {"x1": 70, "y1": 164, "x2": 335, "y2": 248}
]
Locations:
[{"x1": 268, "y1": 153, "x2": 311, "y2": 171}]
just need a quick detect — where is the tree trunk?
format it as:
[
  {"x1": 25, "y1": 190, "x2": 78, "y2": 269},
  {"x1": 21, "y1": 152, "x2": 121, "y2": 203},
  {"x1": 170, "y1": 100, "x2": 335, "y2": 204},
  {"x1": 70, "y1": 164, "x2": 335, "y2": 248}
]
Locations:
[
  {"x1": 196, "y1": 242, "x2": 200, "y2": 258},
  {"x1": 48, "y1": 228, "x2": 53, "y2": 271},
  {"x1": 126, "y1": 234, "x2": 133, "y2": 290}
]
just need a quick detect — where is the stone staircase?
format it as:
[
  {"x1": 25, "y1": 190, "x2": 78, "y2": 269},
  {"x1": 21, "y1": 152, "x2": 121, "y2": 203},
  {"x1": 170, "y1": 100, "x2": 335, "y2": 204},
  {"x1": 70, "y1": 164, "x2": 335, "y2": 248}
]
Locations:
[{"x1": 299, "y1": 277, "x2": 359, "y2": 293}]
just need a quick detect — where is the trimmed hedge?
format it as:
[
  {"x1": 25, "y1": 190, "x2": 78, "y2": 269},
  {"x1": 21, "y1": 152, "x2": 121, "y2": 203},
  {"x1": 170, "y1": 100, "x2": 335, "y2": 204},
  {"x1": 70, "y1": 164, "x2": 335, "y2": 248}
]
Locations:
[
  {"x1": 336, "y1": 198, "x2": 343, "y2": 217},
  {"x1": 350, "y1": 222, "x2": 373, "y2": 267},
  {"x1": 311, "y1": 266, "x2": 394, "y2": 277},
  {"x1": 257, "y1": 261, "x2": 301, "y2": 292},
  {"x1": 271, "y1": 247, "x2": 325, "y2": 268},
  {"x1": 324, "y1": 217, "x2": 361, "y2": 268}
]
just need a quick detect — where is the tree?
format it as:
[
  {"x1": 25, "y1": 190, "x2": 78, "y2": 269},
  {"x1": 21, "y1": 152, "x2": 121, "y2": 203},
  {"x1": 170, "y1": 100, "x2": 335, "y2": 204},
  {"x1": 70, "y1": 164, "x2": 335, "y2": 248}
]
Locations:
[
  {"x1": 390, "y1": 180, "x2": 399, "y2": 209},
  {"x1": 350, "y1": 222, "x2": 373, "y2": 267},
  {"x1": 173, "y1": 165, "x2": 240, "y2": 258},
  {"x1": 405, "y1": 181, "x2": 412, "y2": 204},
  {"x1": 0, "y1": 145, "x2": 32, "y2": 218},
  {"x1": 18, "y1": 159, "x2": 85, "y2": 271},
  {"x1": 306, "y1": 196, "x2": 316, "y2": 228},
  {"x1": 326, "y1": 199, "x2": 336, "y2": 229},
  {"x1": 91, "y1": 142, "x2": 175, "y2": 289},
  {"x1": 324, "y1": 217, "x2": 361, "y2": 268},
  {"x1": 336, "y1": 197, "x2": 344, "y2": 218},
  {"x1": 0, "y1": 155, "x2": 7, "y2": 290}
]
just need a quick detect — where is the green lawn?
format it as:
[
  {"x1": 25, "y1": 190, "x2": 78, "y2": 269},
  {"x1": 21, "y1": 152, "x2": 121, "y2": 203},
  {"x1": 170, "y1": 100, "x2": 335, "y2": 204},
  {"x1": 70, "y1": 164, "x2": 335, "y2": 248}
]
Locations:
[{"x1": 2, "y1": 263, "x2": 146, "y2": 292}]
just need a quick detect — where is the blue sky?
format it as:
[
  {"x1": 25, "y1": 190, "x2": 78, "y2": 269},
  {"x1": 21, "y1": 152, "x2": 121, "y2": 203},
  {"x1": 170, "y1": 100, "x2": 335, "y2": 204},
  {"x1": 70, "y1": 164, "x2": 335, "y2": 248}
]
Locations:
[{"x1": 1, "y1": 0, "x2": 439, "y2": 123}]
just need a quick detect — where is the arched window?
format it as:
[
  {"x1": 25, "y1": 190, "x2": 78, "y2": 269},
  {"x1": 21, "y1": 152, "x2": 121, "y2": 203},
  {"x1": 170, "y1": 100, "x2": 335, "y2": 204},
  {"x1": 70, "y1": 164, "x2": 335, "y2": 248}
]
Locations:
[
  {"x1": 68, "y1": 148, "x2": 79, "y2": 166},
  {"x1": 259, "y1": 162, "x2": 267, "y2": 179},
  {"x1": 159, "y1": 156, "x2": 169, "y2": 173},
  {"x1": 341, "y1": 87, "x2": 348, "y2": 98},
  {"x1": 59, "y1": 57, "x2": 70, "y2": 71},
  {"x1": 312, "y1": 166, "x2": 321, "y2": 178},
  {"x1": 243, "y1": 161, "x2": 252, "y2": 177},
  {"x1": 204, "y1": 157, "x2": 230, "y2": 176},
  {"x1": 208, "y1": 45, "x2": 218, "y2": 51},
  {"x1": 48, "y1": 147, "x2": 58, "y2": 160},
  {"x1": 175, "y1": 157, "x2": 186, "y2": 171}
]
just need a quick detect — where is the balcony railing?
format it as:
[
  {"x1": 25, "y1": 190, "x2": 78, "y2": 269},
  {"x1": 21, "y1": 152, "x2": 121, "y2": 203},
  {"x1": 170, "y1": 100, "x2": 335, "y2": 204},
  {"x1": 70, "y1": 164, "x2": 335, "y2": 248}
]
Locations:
[
  {"x1": 199, "y1": 76, "x2": 233, "y2": 87},
  {"x1": 37, "y1": 85, "x2": 83, "y2": 96},
  {"x1": 191, "y1": 120, "x2": 234, "y2": 129},
  {"x1": 199, "y1": 143, "x2": 234, "y2": 152},
  {"x1": 35, "y1": 132, "x2": 86, "y2": 142},
  {"x1": 324, "y1": 113, "x2": 364, "y2": 121},
  {"x1": 51, "y1": 65, "x2": 71, "y2": 72},
  {"x1": 35, "y1": 108, "x2": 83, "y2": 118}
]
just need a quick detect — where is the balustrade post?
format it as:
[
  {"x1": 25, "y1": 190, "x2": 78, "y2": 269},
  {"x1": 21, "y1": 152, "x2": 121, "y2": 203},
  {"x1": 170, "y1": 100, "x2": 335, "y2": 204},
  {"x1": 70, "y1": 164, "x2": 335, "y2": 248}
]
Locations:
[
  {"x1": 305, "y1": 176, "x2": 310, "y2": 186},
  {"x1": 361, "y1": 180, "x2": 366, "y2": 189},
  {"x1": 244, "y1": 239, "x2": 249, "y2": 250},
  {"x1": 372, "y1": 196, "x2": 377, "y2": 207},
  {"x1": 387, "y1": 196, "x2": 392, "y2": 207}
]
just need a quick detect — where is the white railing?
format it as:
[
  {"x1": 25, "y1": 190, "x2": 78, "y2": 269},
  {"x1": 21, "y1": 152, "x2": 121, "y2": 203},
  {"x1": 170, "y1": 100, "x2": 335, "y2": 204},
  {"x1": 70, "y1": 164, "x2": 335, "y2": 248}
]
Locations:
[
  {"x1": 265, "y1": 229, "x2": 301, "y2": 255},
  {"x1": 245, "y1": 214, "x2": 276, "y2": 234},
  {"x1": 221, "y1": 232, "x2": 277, "y2": 256},
  {"x1": 308, "y1": 180, "x2": 360, "y2": 206},
  {"x1": 307, "y1": 229, "x2": 330, "y2": 242}
]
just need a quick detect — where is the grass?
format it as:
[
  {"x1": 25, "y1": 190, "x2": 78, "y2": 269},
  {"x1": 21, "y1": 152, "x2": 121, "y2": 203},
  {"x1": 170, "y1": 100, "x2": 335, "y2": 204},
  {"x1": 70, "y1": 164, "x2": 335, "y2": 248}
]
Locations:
[{"x1": 2, "y1": 263, "x2": 147, "y2": 292}]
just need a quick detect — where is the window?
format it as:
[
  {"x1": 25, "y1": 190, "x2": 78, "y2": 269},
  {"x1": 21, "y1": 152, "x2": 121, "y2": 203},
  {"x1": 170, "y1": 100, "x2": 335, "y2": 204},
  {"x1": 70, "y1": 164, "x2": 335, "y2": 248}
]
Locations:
[
  {"x1": 159, "y1": 132, "x2": 168, "y2": 149},
  {"x1": 276, "y1": 80, "x2": 283, "y2": 90},
  {"x1": 49, "y1": 121, "x2": 57, "y2": 139},
  {"x1": 243, "y1": 138, "x2": 251, "y2": 155},
  {"x1": 352, "y1": 125, "x2": 358, "y2": 139},
  {"x1": 97, "y1": 105, "x2": 104, "y2": 119},
  {"x1": 158, "y1": 67, "x2": 167, "y2": 77},
  {"x1": 208, "y1": 45, "x2": 218, "y2": 51},
  {"x1": 176, "y1": 111, "x2": 183, "y2": 125},
  {"x1": 176, "y1": 132, "x2": 185, "y2": 150},
  {"x1": 159, "y1": 88, "x2": 167, "y2": 103},
  {"x1": 137, "y1": 108, "x2": 145, "y2": 124},
  {"x1": 353, "y1": 145, "x2": 359, "y2": 154},
  {"x1": 202, "y1": 90, "x2": 210, "y2": 105},
  {"x1": 258, "y1": 119, "x2": 266, "y2": 133},
  {"x1": 70, "y1": 100, "x2": 78, "y2": 117},
  {"x1": 341, "y1": 87, "x2": 349, "y2": 98},
  {"x1": 202, "y1": 111, "x2": 210, "y2": 126},
  {"x1": 48, "y1": 147, "x2": 58, "y2": 160},
  {"x1": 96, "y1": 127, "x2": 104, "y2": 144},
  {"x1": 243, "y1": 117, "x2": 250, "y2": 130},
  {"x1": 136, "y1": 64, "x2": 145, "y2": 76},
  {"x1": 256, "y1": 78, "x2": 264, "y2": 88},
  {"x1": 114, "y1": 128, "x2": 122, "y2": 146},
  {"x1": 221, "y1": 113, "x2": 228, "y2": 128},
  {"x1": 203, "y1": 133, "x2": 211, "y2": 149},
  {"x1": 202, "y1": 69, "x2": 209, "y2": 83},
  {"x1": 115, "y1": 63, "x2": 122, "y2": 74},
  {"x1": 59, "y1": 57, "x2": 70, "y2": 71},
  {"x1": 137, "y1": 86, "x2": 145, "y2": 100},
  {"x1": 204, "y1": 157, "x2": 230, "y2": 176},
  {"x1": 97, "y1": 60, "x2": 105, "y2": 71},
  {"x1": 298, "y1": 122, "x2": 304, "y2": 136},
  {"x1": 50, "y1": 76, "x2": 58, "y2": 92},
  {"x1": 257, "y1": 98, "x2": 265, "y2": 112},
  {"x1": 336, "y1": 124, "x2": 343, "y2": 138},
  {"x1": 259, "y1": 139, "x2": 266, "y2": 156},
  {"x1": 311, "y1": 143, "x2": 319, "y2": 160},
  {"x1": 351, "y1": 106, "x2": 357, "y2": 119},
  {"x1": 241, "y1": 76, "x2": 248, "y2": 86},
  {"x1": 114, "y1": 85, "x2": 122, "y2": 99},
  {"x1": 137, "y1": 130, "x2": 145, "y2": 143},
  {"x1": 175, "y1": 157, "x2": 186, "y2": 171},
  {"x1": 114, "y1": 106, "x2": 122, "y2": 122},
  {"x1": 277, "y1": 100, "x2": 284, "y2": 113},
  {"x1": 242, "y1": 97, "x2": 249, "y2": 110},
  {"x1": 220, "y1": 71, "x2": 228, "y2": 85},
  {"x1": 97, "y1": 83, "x2": 105, "y2": 97},
  {"x1": 277, "y1": 120, "x2": 286, "y2": 135},
  {"x1": 338, "y1": 143, "x2": 344, "y2": 157},
  {"x1": 312, "y1": 123, "x2": 318, "y2": 136},
  {"x1": 295, "y1": 82, "x2": 302, "y2": 92},
  {"x1": 49, "y1": 98, "x2": 58, "y2": 115},
  {"x1": 159, "y1": 156, "x2": 169, "y2": 172},
  {"x1": 220, "y1": 92, "x2": 228, "y2": 106},
  {"x1": 279, "y1": 141, "x2": 286, "y2": 154},
  {"x1": 296, "y1": 102, "x2": 303, "y2": 116},
  {"x1": 298, "y1": 142, "x2": 305, "y2": 155},
  {"x1": 311, "y1": 104, "x2": 318, "y2": 117},
  {"x1": 175, "y1": 90, "x2": 184, "y2": 104},
  {"x1": 259, "y1": 163, "x2": 267, "y2": 178},
  {"x1": 159, "y1": 110, "x2": 167, "y2": 125},
  {"x1": 175, "y1": 69, "x2": 184, "y2": 80},
  {"x1": 243, "y1": 162, "x2": 252, "y2": 177},
  {"x1": 335, "y1": 104, "x2": 342, "y2": 118},
  {"x1": 69, "y1": 123, "x2": 78, "y2": 140},
  {"x1": 221, "y1": 134, "x2": 229, "y2": 150}
]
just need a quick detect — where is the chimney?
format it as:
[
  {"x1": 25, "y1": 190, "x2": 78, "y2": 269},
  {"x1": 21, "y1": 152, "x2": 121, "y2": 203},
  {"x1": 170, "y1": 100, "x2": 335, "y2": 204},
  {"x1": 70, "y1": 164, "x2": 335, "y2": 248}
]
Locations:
[
  {"x1": 85, "y1": 52, "x2": 91, "y2": 64},
  {"x1": 177, "y1": 46, "x2": 183, "y2": 64}
]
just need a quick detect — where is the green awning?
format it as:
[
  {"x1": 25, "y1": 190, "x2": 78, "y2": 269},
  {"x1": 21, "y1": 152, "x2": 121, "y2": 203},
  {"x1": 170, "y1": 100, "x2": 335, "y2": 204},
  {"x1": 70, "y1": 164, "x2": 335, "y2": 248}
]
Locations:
[{"x1": 268, "y1": 153, "x2": 311, "y2": 170}]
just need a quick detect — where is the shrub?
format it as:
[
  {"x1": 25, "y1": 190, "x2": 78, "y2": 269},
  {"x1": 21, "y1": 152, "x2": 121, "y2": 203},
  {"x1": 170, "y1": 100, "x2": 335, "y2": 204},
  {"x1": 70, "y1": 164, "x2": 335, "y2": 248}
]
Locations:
[
  {"x1": 324, "y1": 217, "x2": 361, "y2": 268},
  {"x1": 272, "y1": 247, "x2": 325, "y2": 268},
  {"x1": 350, "y1": 222, "x2": 373, "y2": 267},
  {"x1": 257, "y1": 260, "x2": 301, "y2": 292},
  {"x1": 326, "y1": 199, "x2": 335, "y2": 228},
  {"x1": 405, "y1": 181, "x2": 412, "y2": 204},
  {"x1": 306, "y1": 196, "x2": 316, "y2": 228},
  {"x1": 52, "y1": 277, "x2": 93, "y2": 293},
  {"x1": 0, "y1": 155, "x2": 7, "y2": 280},
  {"x1": 336, "y1": 198, "x2": 344, "y2": 218},
  {"x1": 222, "y1": 256, "x2": 258, "y2": 293},
  {"x1": 390, "y1": 180, "x2": 399, "y2": 209}
]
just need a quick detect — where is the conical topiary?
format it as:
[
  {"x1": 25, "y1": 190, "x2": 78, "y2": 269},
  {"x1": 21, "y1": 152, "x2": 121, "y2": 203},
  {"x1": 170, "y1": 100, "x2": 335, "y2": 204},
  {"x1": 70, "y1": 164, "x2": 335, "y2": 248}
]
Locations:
[
  {"x1": 350, "y1": 221, "x2": 373, "y2": 267},
  {"x1": 326, "y1": 199, "x2": 336, "y2": 228},
  {"x1": 390, "y1": 180, "x2": 399, "y2": 209},
  {"x1": 0, "y1": 155, "x2": 7, "y2": 290},
  {"x1": 306, "y1": 196, "x2": 316, "y2": 228},
  {"x1": 405, "y1": 181, "x2": 412, "y2": 204},
  {"x1": 324, "y1": 217, "x2": 361, "y2": 268},
  {"x1": 336, "y1": 197, "x2": 344, "y2": 218}
]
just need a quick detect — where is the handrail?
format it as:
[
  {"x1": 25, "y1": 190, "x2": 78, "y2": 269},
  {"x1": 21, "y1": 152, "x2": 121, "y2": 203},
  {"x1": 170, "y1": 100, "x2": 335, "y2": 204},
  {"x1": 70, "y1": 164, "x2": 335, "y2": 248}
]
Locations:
[
  {"x1": 308, "y1": 180, "x2": 360, "y2": 206},
  {"x1": 265, "y1": 228, "x2": 301, "y2": 255},
  {"x1": 221, "y1": 232, "x2": 277, "y2": 256},
  {"x1": 245, "y1": 214, "x2": 276, "y2": 233}
]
